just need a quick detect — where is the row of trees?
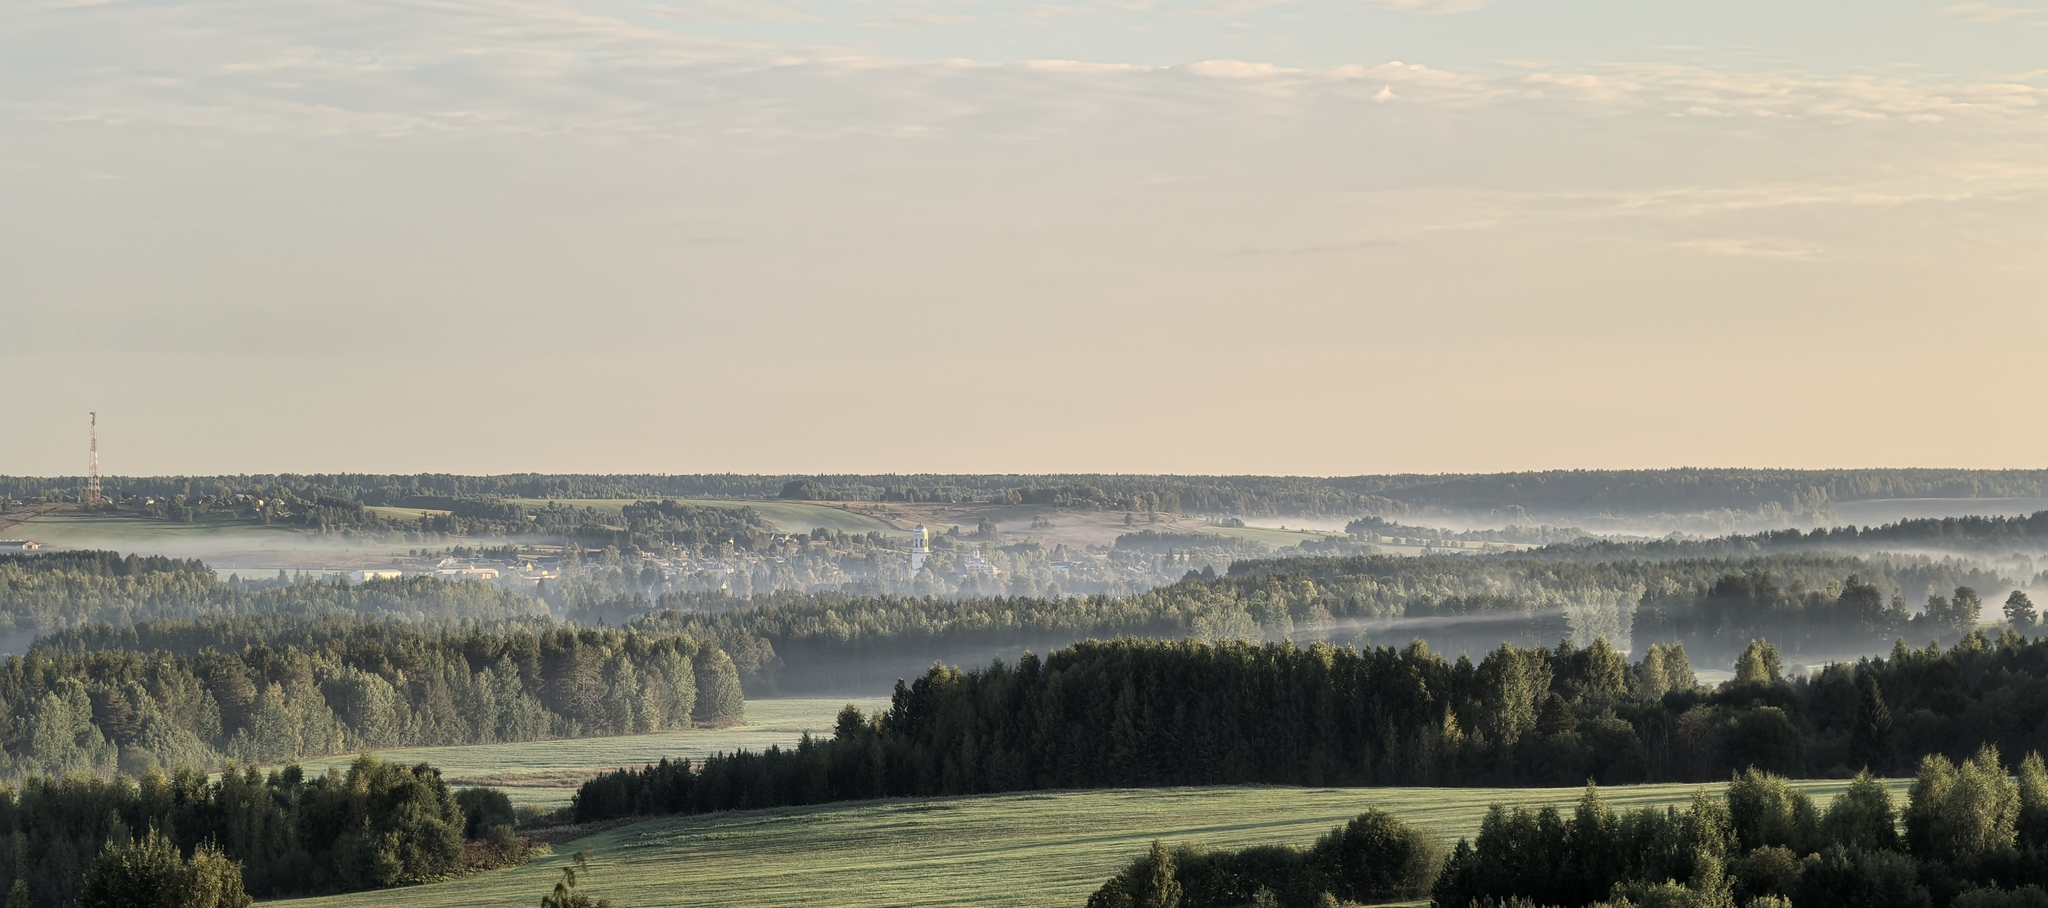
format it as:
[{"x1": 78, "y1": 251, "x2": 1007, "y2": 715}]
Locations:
[
  {"x1": 574, "y1": 630, "x2": 2048, "y2": 825},
  {"x1": 1631, "y1": 575, "x2": 2035, "y2": 664},
  {"x1": 1087, "y1": 811, "x2": 1445, "y2": 908},
  {"x1": 17, "y1": 468, "x2": 2048, "y2": 521},
  {"x1": 0, "y1": 551, "x2": 544, "y2": 637},
  {"x1": 638, "y1": 555, "x2": 2007, "y2": 694},
  {"x1": 0, "y1": 615, "x2": 744, "y2": 778},
  {"x1": 5, "y1": 753, "x2": 499, "y2": 906},
  {"x1": 1435, "y1": 754, "x2": 2048, "y2": 907}
]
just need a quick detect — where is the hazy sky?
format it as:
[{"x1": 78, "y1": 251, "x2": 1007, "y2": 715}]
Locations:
[{"x1": 3, "y1": 0, "x2": 2045, "y2": 476}]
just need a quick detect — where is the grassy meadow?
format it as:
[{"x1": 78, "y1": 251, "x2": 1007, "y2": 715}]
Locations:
[
  {"x1": 1197, "y1": 524, "x2": 1346, "y2": 548},
  {"x1": 295, "y1": 698, "x2": 883, "y2": 810},
  {"x1": 282, "y1": 777, "x2": 1908, "y2": 908},
  {"x1": 4, "y1": 514, "x2": 299, "y2": 547}
]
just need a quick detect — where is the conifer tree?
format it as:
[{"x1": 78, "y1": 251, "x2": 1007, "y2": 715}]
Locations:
[
  {"x1": 692, "y1": 643, "x2": 745, "y2": 726},
  {"x1": 1850, "y1": 673, "x2": 1893, "y2": 772}
]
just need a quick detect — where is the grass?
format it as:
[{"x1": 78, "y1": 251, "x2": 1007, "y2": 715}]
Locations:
[
  {"x1": 505, "y1": 499, "x2": 902, "y2": 536},
  {"x1": 279, "y1": 777, "x2": 1908, "y2": 908},
  {"x1": 293, "y1": 698, "x2": 884, "y2": 810},
  {"x1": 363, "y1": 506, "x2": 452, "y2": 520},
  {"x1": 1198, "y1": 525, "x2": 1344, "y2": 548},
  {"x1": 7, "y1": 514, "x2": 299, "y2": 545}
]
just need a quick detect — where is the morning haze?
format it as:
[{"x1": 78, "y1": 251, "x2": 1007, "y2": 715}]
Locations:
[
  {"x1": 2, "y1": 2, "x2": 2045, "y2": 907},
  {"x1": 5, "y1": 0, "x2": 2045, "y2": 475}
]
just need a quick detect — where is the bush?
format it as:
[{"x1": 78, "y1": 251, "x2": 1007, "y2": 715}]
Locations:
[
  {"x1": 456, "y1": 787, "x2": 517, "y2": 839},
  {"x1": 1310, "y1": 809, "x2": 1444, "y2": 902}
]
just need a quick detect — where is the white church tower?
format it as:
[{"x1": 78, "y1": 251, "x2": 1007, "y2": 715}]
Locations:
[{"x1": 910, "y1": 524, "x2": 930, "y2": 573}]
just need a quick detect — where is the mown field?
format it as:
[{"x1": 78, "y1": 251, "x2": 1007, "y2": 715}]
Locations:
[
  {"x1": 293, "y1": 698, "x2": 880, "y2": 810},
  {"x1": 283, "y1": 777, "x2": 1908, "y2": 908},
  {"x1": 5, "y1": 514, "x2": 299, "y2": 546},
  {"x1": 1197, "y1": 524, "x2": 1345, "y2": 548}
]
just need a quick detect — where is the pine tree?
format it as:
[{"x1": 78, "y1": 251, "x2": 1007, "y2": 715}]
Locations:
[
  {"x1": 691, "y1": 644, "x2": 745, "y2": 726},
  {"x1": 2006, "y1": 591, "x2": 2038, "y2": 632},
  {"x1": 1850, "y1": 673, "x2": 1893, "y2": 773}
]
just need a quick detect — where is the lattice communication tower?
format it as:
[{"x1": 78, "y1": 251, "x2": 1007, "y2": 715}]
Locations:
[{"x1": 86, "y1": 412, "x2": 100, "y2": 505}]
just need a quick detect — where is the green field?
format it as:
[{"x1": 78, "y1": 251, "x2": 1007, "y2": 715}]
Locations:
[
  {"x1": 293, "y1": 698, "x2": 882, "y2": 810},
  {"x1": 285, "y1": 777, "x2": 1907, "y2": 908},
  {"x1": 1197, "y1": 524, "x2": 1345, "y2": 548},
  {"x1": 363, "y1": 506, "x2": 452, "y2": 520},
  {"x1": 5, "y1": 514, "x2": 300, "y2": 546},
  {"x1": 507, "y1": 499, "x2": 903, "y2": 536}
]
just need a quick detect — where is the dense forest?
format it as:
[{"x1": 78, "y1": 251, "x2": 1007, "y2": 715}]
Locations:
[
  {"x1": 0, "y1": 551, "x2": 544, "y2": 638},
  {"x1": 11, "y1": 468, "x2": 2048, "y2": 522},
  {"x1": 0, "y1": 615, "x2": 742, "y2": 779},
  {"x1": 570, "y1": 629, "x2": 2048, "y2": 823},
  {"x1": 11, "y1": 546, "x2": 2022, "y2": 701},
  {"x1": 635, "y1": 554, "x2": 2008, "y2": 694},
  {"x1": 573, "y1": 631, "x2": 2048, "y2": 823},
  {"x1": 0, "y1": 753, "x2": 524, "y2": 906}
]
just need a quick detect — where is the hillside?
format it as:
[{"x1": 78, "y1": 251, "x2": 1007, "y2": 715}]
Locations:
[{"x1": 285, "y1": 779, "x2": 1907, "y2": 908}]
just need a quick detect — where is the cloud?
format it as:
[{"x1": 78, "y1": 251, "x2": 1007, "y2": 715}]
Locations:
[
  {"x1": 1365, "y1": 0, "x2": 1491, "y2": 13},
  {"x1": 1673, "y1": 238, "x2": 1827, "y2": 261},
  {"x1": 7, "y1": 0, "x2": 2044, "y2": 152},
  {"x1": 1938, "y1": 3, "x2": 2032, "y2": 22}
]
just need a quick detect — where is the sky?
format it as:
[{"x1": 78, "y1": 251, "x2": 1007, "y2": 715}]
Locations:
[{"x1": 2, "y1": 0, "x2": 2045, "y2": 477}]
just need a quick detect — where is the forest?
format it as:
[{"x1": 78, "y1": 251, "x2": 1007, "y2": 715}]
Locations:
[
  {"x1": 12, "y1": 468, "x2": 2048, "y2": 523},
  {"x1": 569, "y1": 628, "x2": 2048, "y2": 823},
  {"x1": 0, "y1": 754, "x2": 507, "y2": 905},
  {"x1": 0, "y1": 613, "x2": 743, "y2": 779},
  {"x1": 634, "y1": 554, "x2": 2007, "y2": 694},
  {"x1": 1090, "y1": 758, "x2": 2048, "y2": 908},
  {"x1": 1426, "y1": 758, "x2": 2042, "y2": 908},
  {"x1": 0, "y1": 551, "x2": 544, "y2": 637}
]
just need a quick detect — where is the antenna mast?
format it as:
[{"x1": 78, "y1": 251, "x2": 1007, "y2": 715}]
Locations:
[{"x1": 86, "y1": 412, "x2": 100, "y2": 505}]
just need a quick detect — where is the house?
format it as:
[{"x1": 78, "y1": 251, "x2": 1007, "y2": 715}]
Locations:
[
  {"x1": 0, "y1": 541, "x2": 43, "y2": 552},
  {"x1": 349, "y1": 570, "x2": 406, "y2": 583}
]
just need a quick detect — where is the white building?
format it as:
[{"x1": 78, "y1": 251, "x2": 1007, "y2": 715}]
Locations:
[{"x1": 910, "y1": 524, "x2": 930, "y2": 573}]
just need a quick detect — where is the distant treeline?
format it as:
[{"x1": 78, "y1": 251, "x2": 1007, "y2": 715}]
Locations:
[
  {"x1": 637, "y1": 553, "x2": 2008, "y2": 694},
  {"x1": 572, "y1": 630, "x2": 2048, "y2": 823},
  {"x1": 1557, "y1": 510, "x2": 2048, "y2": 562},
  {"x1": 13, "y1": 468, "x2": 2048, "y2": 520},
  {"x1": 1633, "y1": 573, "x2": 2043, "y2": 665},
  {"x1": 0, "y1": 615, "x2": 742, "y2": 779},
  {"x1": 0, "y1": 551, "x2": 543, "y2": 637}
]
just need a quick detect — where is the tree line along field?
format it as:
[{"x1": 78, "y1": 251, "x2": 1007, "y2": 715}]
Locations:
[
  {"x1": 502, "y1": 499, "x2": 905, "y2": 537},
  {"x1": 288, "y1": 778, "x2": 1907, "y2": 908},
  {"x1": 287, "y1": 698, "x2": 885, "y2": 810}
]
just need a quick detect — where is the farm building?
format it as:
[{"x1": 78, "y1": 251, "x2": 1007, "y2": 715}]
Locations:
[{"x1": 0, "y1": 541, "x2": 43, "y2": 552}]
